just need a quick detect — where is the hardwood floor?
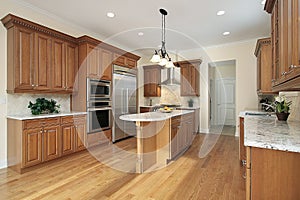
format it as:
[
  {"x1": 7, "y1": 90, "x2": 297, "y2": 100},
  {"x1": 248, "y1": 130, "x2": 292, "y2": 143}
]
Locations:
[{"x1": 0, "y1": 134, "x2": 245, "y2": 200}]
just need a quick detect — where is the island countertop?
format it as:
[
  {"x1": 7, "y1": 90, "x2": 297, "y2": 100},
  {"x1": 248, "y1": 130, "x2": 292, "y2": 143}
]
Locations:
[
  {"x1": 120, "y1": 110, "x2": 194, "y2": 122},
  {"x1": 244, "y1": 115, "x2": 300, "y2": 153}
]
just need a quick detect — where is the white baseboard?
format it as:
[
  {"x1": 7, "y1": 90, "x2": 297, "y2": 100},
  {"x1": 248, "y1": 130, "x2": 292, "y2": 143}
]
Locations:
[
  {"x1": 199, "y1": 128, "x2": 210, "y2": 134},
  {"x1": 0, "y1": 159, "x2": 7, "y2": 169}
]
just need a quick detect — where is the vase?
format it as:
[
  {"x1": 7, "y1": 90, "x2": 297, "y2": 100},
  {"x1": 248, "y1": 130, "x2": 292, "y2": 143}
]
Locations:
[{"x1": 276, "y1": 112, "x2": 290, "y2": 121}]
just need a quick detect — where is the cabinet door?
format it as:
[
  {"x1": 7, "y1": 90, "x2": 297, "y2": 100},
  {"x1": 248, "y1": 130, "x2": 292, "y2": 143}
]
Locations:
[
  {"x1": 23, "y1": 128, "x2": 43, "y2": 167},
  {"x1": 239, "y1": 117, "x2": 246, "y2": 163},
  {"x1": 180, "y1": 65, "x2": 191, "y2": 96},
  {"x1": 113, "y1": 53, "x2": 126, "y2": 66},
  {"x1": 43, "y1": 125, "x2": 61, "y2": 161},
  {"x1": 52, "y1": 39, "x2": 65, "y2": 91},
  {"x1": 65, "y1": 42, "x2": 78, "y2": 91},
  {"x1": 100, "y1": 48, "x2": 112, "y2": 81},
  {"x1": 126, "y1": 57, "x2": 137, "y2": 68},
  {"x1": 87, "y1": 44, "x2": 99, "y2": 78},
  {"x1": 34, "y1": 33, "x2": 51, "y2": 91},
  {"x1": 61, "y1": 124, "x2": 75, "y2": 155},
  {"x1": 171, "y1": 125, "x2": 179, "y2": 158},
  {"x1": 74, "y1": 122, "x2": 86, "y2": 151},
  {"x1": 143, "y1": 66, "x2": 161, "y2": 97},
  {"x1": 12, "y1": 27, "x2": 35, "y2": 91}
]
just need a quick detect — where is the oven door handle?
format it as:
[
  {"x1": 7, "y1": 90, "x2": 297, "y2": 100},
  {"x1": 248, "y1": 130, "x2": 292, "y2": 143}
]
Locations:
[{"x1": 87, "y1": 107, "x2": 112, "y2": 111}]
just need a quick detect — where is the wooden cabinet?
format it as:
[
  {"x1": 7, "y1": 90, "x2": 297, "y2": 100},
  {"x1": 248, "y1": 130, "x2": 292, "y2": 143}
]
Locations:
[
  {"x1": 43, "y1": 125, "x2": 61, "y2": 161},
  {"x1": 1, "y1": 14, "x2": 78, "y2": 94},
  {"x1": 80, "y1": 42, "x2": 113, "y2": 81},
  {"x1": 61, "y1": 115, "x2": 86, "y2": 155},
  {"x1": 7, "y1": 114, "x2": 86, "y2": 173},
  {"x1": 23, "y1": 128, "x2": 43, "y2": 167},
  {"x1": 113, "y1": 53, "x2": 137, "y2": 68},
  {"x1": 170, "y1": 113, "x2": 193, "y2": 159},
  {"x1": 52, "y1": 39, "x2": 78, "y2": 92},
  {"x1": 246, "y1": 146, "x2": 300, "y2": 200},
  {"x1": 143, "y1": 65, "x2": 162, "y2": 97},
  {"x1": 140, "y1": 106, "x2": 154, "y2": 113},
  {"x1": 255, "y1": 38, "x2": 277, "y2": 95},
  {"x1": 239, "y1": 117, "x2": 246, "y2": 164},
  {"x1": 265, "y1": 0, "x2": 300, "y2": 91},
  {"x1": 22, "y1": 118, "x2": 61, "y2": 168},
  {"x1": 176, "y1": 59, "x2": 201, "y2": 96}
]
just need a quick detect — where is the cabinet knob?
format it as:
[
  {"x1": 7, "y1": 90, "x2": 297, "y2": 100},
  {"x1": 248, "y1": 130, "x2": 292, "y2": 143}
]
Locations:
[
  {"x1": 289, "y1": 65, "x2": 294, "y2": 69},
  {"x1": 281, "y1": 72, "x2": 287, "y2": 76},
  {"x1": 31, "y1": 84, "x2": 35, "y2": 87}
]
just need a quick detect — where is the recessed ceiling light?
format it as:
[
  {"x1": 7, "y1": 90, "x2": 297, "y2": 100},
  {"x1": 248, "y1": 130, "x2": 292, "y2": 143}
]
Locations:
[
  {"x1": 217, "y1": 10, "x2": 225, "y2": 16},
  {"x1": 138, "y1": 32, "x2": 144, "y2": 36},
  {"x1": 223, "y1": 31, "x2": 230, "y2": 36},
  {"x1": 106, "y1": 12, "x2": 115, "y2": 18},
  {"x1": 261, "y1": 0, "x2": 266, "y2": 5}
]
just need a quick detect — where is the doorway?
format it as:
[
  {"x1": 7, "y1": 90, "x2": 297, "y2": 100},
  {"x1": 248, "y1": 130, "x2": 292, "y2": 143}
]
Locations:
[{"x1": 209, "y1": 60, "x2": 236, "y2": 136}]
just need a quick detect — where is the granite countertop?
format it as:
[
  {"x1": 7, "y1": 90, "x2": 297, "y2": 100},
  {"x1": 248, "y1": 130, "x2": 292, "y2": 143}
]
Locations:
[
  {"x1": 7, "y1": 111, "x2": 87, "y2": 120},
  {"x1": 120, "y1": 110, "x2": 194, "y2": 122},
  {"x1": 244, "y1": 115, "x2": 300, "y2": 153}
]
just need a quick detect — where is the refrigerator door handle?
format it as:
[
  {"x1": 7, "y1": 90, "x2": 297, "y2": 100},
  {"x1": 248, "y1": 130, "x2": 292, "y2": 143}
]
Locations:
[{"x1": 126, "y1": 88, "x2": 129, "y2": 114}]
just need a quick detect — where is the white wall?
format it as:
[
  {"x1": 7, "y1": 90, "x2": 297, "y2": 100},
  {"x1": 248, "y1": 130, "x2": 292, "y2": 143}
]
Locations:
[{"x1": 0, "y1": 0, "x2": 109, "y2": 169}]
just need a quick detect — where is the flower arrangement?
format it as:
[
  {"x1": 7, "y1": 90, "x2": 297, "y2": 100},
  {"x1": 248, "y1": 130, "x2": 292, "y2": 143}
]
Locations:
[{"x1": 273, "y1": 96, "x2": 292, "y2": 113}]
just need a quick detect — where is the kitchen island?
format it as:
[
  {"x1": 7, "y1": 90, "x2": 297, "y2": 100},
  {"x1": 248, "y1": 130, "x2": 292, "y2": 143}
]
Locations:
[
  {"x1": 243, "y1": 115, "x2": 300, "y2": 200},
  {"x1": 120, "y1": 110, "x2": 194, "y2": 173}
]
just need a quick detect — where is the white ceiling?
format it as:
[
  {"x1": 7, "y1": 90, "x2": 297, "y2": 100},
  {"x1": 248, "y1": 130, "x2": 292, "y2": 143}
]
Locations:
[{"x1": 16, "y1": 0, "x2": 270, "y2": 53}]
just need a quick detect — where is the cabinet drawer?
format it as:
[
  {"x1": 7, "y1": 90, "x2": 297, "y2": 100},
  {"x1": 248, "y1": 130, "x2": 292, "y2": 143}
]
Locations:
[
  {"x1": 23, "y1": 117, "x2": 60, "y2": 129},
  {"x1": 61, "y1": 116, "x2": 74, "y2": 124}
]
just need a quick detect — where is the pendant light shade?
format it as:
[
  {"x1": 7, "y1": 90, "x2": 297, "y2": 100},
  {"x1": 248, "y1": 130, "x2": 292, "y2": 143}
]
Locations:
[{"x1": 150, "y1": 8, "x2": 175, "y2": 68}]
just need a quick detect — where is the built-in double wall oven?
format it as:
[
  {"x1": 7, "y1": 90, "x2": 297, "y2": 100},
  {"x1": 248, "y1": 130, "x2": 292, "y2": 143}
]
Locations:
[{"x1": 87, "y1": 78, "x2": 112, "y2": 134}]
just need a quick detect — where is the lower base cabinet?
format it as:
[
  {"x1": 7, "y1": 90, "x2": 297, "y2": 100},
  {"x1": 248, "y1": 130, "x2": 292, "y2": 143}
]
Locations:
[
  {"x1": 170, "y1": 113, "x2": 193, "y2": 159},
  {"x1": 246, "y1": 146, "x2": 300, "y2": 200},
  {"x1": 7, "y1": 114, "x2": 86, "y2": 173}
]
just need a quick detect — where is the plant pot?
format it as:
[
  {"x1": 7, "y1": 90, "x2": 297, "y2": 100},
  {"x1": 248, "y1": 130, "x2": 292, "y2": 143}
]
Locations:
[{"x1": 276, "y1": 112, "x2": 290, "y2": 121}]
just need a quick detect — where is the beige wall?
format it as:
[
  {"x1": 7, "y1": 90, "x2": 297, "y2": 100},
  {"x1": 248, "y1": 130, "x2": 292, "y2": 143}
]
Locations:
[
  {"x1": 0, "y1": 0, "x2": 109, "y2": 168},
  {"x1": 205, "y1": 40, "x2": 259, "y2": 134}
]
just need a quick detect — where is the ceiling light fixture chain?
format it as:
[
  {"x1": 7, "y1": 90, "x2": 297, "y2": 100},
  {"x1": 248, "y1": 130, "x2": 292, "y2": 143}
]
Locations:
[{"x1": 150, "y1": 8, "x2": 175, "y2": 68}]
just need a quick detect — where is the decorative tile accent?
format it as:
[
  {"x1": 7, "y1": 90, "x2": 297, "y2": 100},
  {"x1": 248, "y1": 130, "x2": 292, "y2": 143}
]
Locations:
[{"x1": 7, "y1": 94, "x2": 70, "y2": 115}]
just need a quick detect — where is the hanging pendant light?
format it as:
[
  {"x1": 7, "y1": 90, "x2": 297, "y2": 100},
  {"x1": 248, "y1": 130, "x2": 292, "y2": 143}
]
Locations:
[{"x1": 150, "y1": 8, "x2": 175, "y2": 68}]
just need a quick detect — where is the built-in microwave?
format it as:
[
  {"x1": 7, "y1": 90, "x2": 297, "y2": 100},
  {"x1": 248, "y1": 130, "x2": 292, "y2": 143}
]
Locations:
[{"x1": 87, "y1": 78, "x2": 111, "y2": 99}]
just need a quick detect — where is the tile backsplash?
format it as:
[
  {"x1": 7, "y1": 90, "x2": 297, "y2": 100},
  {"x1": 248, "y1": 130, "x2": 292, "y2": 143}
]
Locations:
[
  {"x1": 7, "y1": 94, "x2": 70, "y2": 115},
  {"x1": 143, "y1": 85, "x2": 199, "y2": 107}
]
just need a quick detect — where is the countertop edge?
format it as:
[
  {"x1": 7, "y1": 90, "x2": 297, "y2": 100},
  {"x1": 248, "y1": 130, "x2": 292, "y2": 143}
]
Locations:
[
  {"x1": 120, "y1": 110, "x2": 194, "y2": 122},
  {"x1": 7, "y1": 112, "x2": 87, "y2": 120}
]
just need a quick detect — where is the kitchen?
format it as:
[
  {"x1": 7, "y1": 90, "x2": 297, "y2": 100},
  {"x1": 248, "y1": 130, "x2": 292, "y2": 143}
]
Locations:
[{"x1": 0, "y1": 0, "x2": 300, "y2": 199}]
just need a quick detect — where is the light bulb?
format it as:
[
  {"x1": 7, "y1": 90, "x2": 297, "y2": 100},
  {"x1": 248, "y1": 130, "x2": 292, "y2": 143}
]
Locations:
[
  {"x1": 159, "y1": 58, "x2": 168, "y2": 66},
  {"x1": 150, "y1": 53, "x2": 161, "y2": 63}
]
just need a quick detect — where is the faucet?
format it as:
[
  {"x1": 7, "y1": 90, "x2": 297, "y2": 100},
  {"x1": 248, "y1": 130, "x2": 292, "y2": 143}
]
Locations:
[{"x1": 261, "y1": 103, "x2": 275, "y2": 112}]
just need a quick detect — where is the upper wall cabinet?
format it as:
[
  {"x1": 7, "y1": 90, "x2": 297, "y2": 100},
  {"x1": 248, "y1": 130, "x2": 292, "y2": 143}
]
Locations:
[
  {"x1": 265, "y1": 0, "x2": 300, "y2": 91},
  {"x1": 254, "y1": 38, "x2": 277, "y2": 95},
  {"x1": 176, "y1": 59, "x2": 201, "y2": 96},
  {"x1": 143, "y1": 65, "x2": 162, "y2": 97},
  {"x1": 113, "y1": 53, "x2": 138, "y2": 69},
  {"x1": 1, "y1": 14, "x2": 78, "y2": 94}
]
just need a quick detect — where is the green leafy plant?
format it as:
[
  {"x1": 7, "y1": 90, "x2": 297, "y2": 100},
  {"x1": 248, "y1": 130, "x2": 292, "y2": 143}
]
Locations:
[
  {"x1": 28, "y1": 98, "x2": 60, "y2": 115},
  {"x1": 273, "y1": 96, "x2": 292, "y2": 113}
]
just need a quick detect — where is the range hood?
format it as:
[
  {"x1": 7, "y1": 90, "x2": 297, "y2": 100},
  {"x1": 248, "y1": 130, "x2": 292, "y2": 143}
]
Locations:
[{"x1": 161, "y1": 67, "x2": 180, "y2": 85}]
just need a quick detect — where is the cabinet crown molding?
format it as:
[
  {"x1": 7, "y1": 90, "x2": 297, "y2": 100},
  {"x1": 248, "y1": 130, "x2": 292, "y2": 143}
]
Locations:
[
  {"x1": 264, "y1": 0, "x2": 276, "y2": 14},
  {"x1": 1, "y1": 14, "x2": 77, "y2": 44},
  {"x1": 254, "y1": 37, "x2": 271, "y2": 57}
]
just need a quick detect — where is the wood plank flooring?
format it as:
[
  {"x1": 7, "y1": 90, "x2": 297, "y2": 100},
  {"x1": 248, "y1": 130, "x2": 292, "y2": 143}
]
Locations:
[{"x1": 0, "y1": 134, "x2": 245, "y2": 200}]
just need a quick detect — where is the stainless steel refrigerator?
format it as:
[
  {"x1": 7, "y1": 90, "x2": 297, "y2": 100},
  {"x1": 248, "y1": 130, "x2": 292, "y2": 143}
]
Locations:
[{"x1": 112, "y1": 65, "x2": 137, "y2": 142}]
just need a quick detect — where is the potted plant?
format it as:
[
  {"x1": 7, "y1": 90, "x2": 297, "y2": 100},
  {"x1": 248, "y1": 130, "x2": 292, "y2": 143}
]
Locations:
[
  {"x1": 273, "y1": 96, "x2": 292, "y2": 121},
  {"x1": 28, "y1": 98, "x2": 60, "y2": 115}
]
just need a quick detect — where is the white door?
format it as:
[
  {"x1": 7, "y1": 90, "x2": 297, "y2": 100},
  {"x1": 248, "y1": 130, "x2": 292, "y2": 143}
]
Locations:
[{"x1": 216, "y1": 78, "x2": 236, "y2": 126}]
